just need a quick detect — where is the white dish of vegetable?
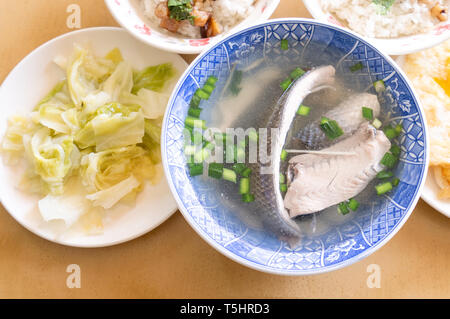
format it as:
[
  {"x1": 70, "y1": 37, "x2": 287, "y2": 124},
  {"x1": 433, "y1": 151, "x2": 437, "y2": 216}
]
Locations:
[{"x1": 0, "y1": 27, "x2": 187, "y2": 247}]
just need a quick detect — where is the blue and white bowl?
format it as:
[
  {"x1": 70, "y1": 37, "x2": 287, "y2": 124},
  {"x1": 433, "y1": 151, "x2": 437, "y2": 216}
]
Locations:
[{"x1": 162, "y1": 19, "x2": 429, "y2": 275}]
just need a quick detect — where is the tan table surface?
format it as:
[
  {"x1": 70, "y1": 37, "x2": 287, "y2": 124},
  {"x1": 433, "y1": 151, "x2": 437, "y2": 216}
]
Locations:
[{"x1": 0, "y1": 0, "x2": 449, "y2": 299}]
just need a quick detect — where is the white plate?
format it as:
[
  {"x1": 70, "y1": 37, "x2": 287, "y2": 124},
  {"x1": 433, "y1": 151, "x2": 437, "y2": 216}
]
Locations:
[
  {"x1": 394, "y1": 56, "x2": 450, "y2": 218},
  {"x1": 422, "y1": 169, "x2": 450, "y2": 218},
  {"x1": 0, "y1": 27, "x2": 187, "y2": 247},
  {"x1": 303, "y1": 0, "x2": 450, "y2": 56}
]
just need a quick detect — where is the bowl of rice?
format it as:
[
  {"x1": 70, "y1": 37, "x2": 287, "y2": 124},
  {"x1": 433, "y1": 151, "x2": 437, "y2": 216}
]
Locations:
[
  {"x1": 105, "y1": 0, "x2": 280, "y2": 54},
  {"x1": 303, "y1": 0, "x2": 450, "y2": 55}
]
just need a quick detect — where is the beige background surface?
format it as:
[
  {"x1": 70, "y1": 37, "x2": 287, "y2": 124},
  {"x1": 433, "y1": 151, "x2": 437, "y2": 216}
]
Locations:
[{"x1": 0, "y1": 0, "x2": 448, "y2": 299}]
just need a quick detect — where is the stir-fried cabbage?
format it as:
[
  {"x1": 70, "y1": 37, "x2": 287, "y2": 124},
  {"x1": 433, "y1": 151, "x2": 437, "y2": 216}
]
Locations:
[{"x1": 1, "y1": 45, "x2": 176, "y2": 231}]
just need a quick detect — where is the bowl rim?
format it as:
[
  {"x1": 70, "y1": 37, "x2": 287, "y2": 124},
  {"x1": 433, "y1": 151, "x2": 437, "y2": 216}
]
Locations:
[
  {"x1": 0, "y1": 26, "x2": 182, "y2": 248},
  {"x1": 104, "y1": 0, "x2": 281, "y2": 54},
  {"x1": 162, "y1": 17, "x2": 430, "y2": 275},
  {"x1": 302, "y1": 0, "x2": 450, "y2": 56}
]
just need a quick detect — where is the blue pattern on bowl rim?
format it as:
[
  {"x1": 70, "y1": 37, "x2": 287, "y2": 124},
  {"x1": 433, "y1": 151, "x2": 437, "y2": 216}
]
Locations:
[{"x1": 162, "y1": 19, "x2": 429, "y2": 275}]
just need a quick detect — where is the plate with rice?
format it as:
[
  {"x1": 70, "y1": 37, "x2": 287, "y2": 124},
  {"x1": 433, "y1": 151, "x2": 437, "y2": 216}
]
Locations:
[
  {"x1": 303, "y1": 0, "x2": 450, "y2": 55},
  {"x1": 105, "y1": 0, "x2": 280, "y2": 54}
]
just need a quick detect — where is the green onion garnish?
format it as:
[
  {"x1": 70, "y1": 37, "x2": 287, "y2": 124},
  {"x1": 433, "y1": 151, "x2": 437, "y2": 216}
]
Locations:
[
  {"x1": 239, "y1": 178, "x2": 250, "y2": 195},
  {"x1": 320, "y1": 117, "x2": 344, "y2": 140},
  {"x1": 384, "y1": 125, "x2": 399, "y2": 140},
  {"x1": 375, "y1": 182, "x2": 393, "y2": 195},
  {"x1": 195, "y1": 88, "x2": 210, "y2": 100},
  {"x1": 184, "y1": 144, "x2": 196, "y2": 156},
  {"x1": 348, "y1": 198, "x2": 359, "y2": 211},
  {"x1": 230, "y1": 69, "x2": 243, "y2": 96},
  {"x1": 206, "y1": 76, "x2": 218, "y2": 86},
  {"x1": 242, "y1": 193, "x2": 255, "y2": 203},
  {"x1": 194, "y1": 147, "x2": 209, "y2": 163},
  {"x1": 280, "y1": 78, "x2": 292, "y2": 91},
  {"x1": 280, "y1": 39, "x2": 289, "y2": 50},
  {"x1": 279, "y1": 173, "x2": 286, "y2": 184},
  {"x1": 281, "y1": 149, "x2": 288, "y2": 161},
  {"x1": 380, "y1": 152, "x2": 398, "y2": 168},
  {"x1": 208, "y1": 163, "x2": 223, "y2": 179},
  {"x1": 222, "y1": 168, "x2": 237, "y2": 183},
  {"x1": 185, "y1": 116, "x2": 206, "y2": 129},
  {"x1": 394, "y1": 124, "x2": 402, "y2": 135},
  {"x1": 338, "y1": 202, "x2": 350, "y2": 215},
  {"x1": 350, "y1": 62, "x2": 363, "y2": 72},
  {"x1": 362, "y1": 107, "x2": 373, "y2": 120},
  {"x1": 188, "y1": 107, "x2": 202, "y2": 118},
  {"x1": 280, "y1": 184, "x2": 287, "y2": 193},
  {"x1": 373, "y1": 80, "x2": 386, "y2": 93},
  {"x1": 189, "y1": 163, "x2": 203, "y2": 176},
  {"x1": 297, "y1": 105, "x2": 311, "y2": 116},
  {"x1": 202, "y1": 83, "x2": 215, "y2": 95},
  {"x1": 190, "y1": 94, "x2": 201, "y2": 108},
  {"x1": 236, "y1": 147, "x2": 246, "y2": 162},
  {"x1": 232, "y1": 163, "x2": 246, "y2": 175},
  {"x1": 392, "y1": 177, "x2": 400, "y2": 187},
  {"x1": 241, "y1": 167, "x2": 252, "y2": 178},
  {"x1": 290, "y1": 67, "x2": 305, "y2": 80},
  {"x1": 376, "y1": 171, "x2": 393, "y2": 179},
  {"x1": 372, "y1": 118, "x2": 383, "y2": 129},
  {"x1": 390, "y1": 144, "x2": 401, "y2": 157}
]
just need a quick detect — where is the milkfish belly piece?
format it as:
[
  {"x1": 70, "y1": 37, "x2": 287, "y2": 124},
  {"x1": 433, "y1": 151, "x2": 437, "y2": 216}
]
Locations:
[
  {"x1": 297, "y1": 93, "x2": 381, "y2": 149},
  {"x1": 284, "y1": 123, "x2": 391, "y2": 217},
  {"x1": 250, "y1": 65, "x2": 336, "y2": 239}
]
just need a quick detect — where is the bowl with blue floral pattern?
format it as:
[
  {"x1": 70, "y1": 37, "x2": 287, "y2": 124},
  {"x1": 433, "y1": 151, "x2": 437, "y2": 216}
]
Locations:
[{"x1": 162, "y1": 18, "x2": 429, "y2": 275}]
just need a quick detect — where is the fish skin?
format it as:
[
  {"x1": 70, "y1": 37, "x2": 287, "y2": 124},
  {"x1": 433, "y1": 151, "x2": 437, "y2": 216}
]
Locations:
[
  {"x1": 297, "y1": 92, "x2": 381, "y2": 149},
  {"x1": 250, "y1": 65, "x2": 336, "y2": 239},
  {"x1": 284, "y1": 123, "x2": 391, "y2": 217}
]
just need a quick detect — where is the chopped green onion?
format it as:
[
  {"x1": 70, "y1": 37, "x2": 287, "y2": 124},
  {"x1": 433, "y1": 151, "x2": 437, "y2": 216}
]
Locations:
[
  {"x1": 222, "y1": 168, "x2": 237, "y2": 183},
  {"x1": 208, "y1": 163, "x2": 223, "y2": 179},
  {"x1": 350, "y1": 62, "x2": 364, "y2": 72},
  {"x1": 202, "y1": 83, "x2": 215, "y2": 95},
  {"x1": 189, "y1": 163, "x2": 203, "y2": 176},
  {"x1": 375, "y1": 182, "x2": 393, "y2": 195},
  {"x1": 242, "y1": 193, "x2": 255, "y2": 203},
  {"x1": 381, "y1": 152, "x2": 398, "y2": 168},
  {"x1": 338, "y1": 202, "x2": 350, "y2": 215},
  {"x1": 206, "y1": 76, "x2": 218, "y2": 86},
  {"x1": 390, "y1": 144, "x2": 401, "y2": 157},
  {"x1": 239, "y1": 178, "x2": 250, "y2": 195},
  {"x1": 241, "y1": 167, "x2": 252, "y2": 178},
  {"x1": 394, "y1": 124, "x2": 402, "y2": 135},
  {"x1": 232, "y1": 163, "x2": 247, "y2": 175},
  {"x1": 392, "y1": 177, "x2": 400, "y2": 187},
  {"x1": 225, "y1": 144, "x2": 237, "y2": 162},
  {"x1": 372, "y1": 118, "x2": 382, "y2": 129},
  {"x1": 281, "y1": 149, "x2": 288, "y2": 161},
  {"x1": 214, "y1": 132, "x2": 227, "y2": 145},
  {"x1": 184, "y1": 144, "x2": 196, "y2": 156},
  {"x1": 190, "y1": 94, "x2": 201, "y2": 108},
  {"x1": 236, "y1": 147, "x2": 246, "y2": 162},
  {"x1": 280, "y1": 39, "x2": 289, "y2": 51},
  {"x1": 186, "y1": 155, "x2": 194, "y2": 165},
  {"x1": 384, "y1": 127, "x2": 398, "y2": 140},
  {"x1": 320, "y1": 117, "x2": 344, "y2": 140},
  {"x1": 362, "y1": 107, "x2": 373, "y2": 120},
  {"x1": 348, "y1": 198, "x2": 359, "y2": 211},
  {"x1": 204, "y1": 141, "x2": 215, "y2": 151},
  {"x1": 188, "y1": 107, "x2": 202, "y2": 118},
  {"x1": 297, "y1": 105, "x2": 311, "y2": 116},
  {"x1": 373, "y1": 80, "x2": 386, "y2": 93},
  {"x1": 280, "y1": 183, "x2": 287, "y2": 193},
  {"x1": 279, "y1": 173, "x2": 286, "y2": 184},
  {"x1": 195, "y1": 88, "x2": 210, "y2": 100},
  {"x1": 376, "y1": 171, "x2": 393, "y2": 179},
  {"x1": 191, "y1": 130, "x2": 203, "y2": 144},
  {"x1": 280, "y1": 78, "x2": 292, "y2": 91},
  {"x1": 185, "y1": 116, "x2": 206, "y2": 129},
  {"x1": 290, "y1": 67, "x2": 305, "y2": 80},
  {"x1": 194, "y1": 147, "x2": 209, "y2": 163}
]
